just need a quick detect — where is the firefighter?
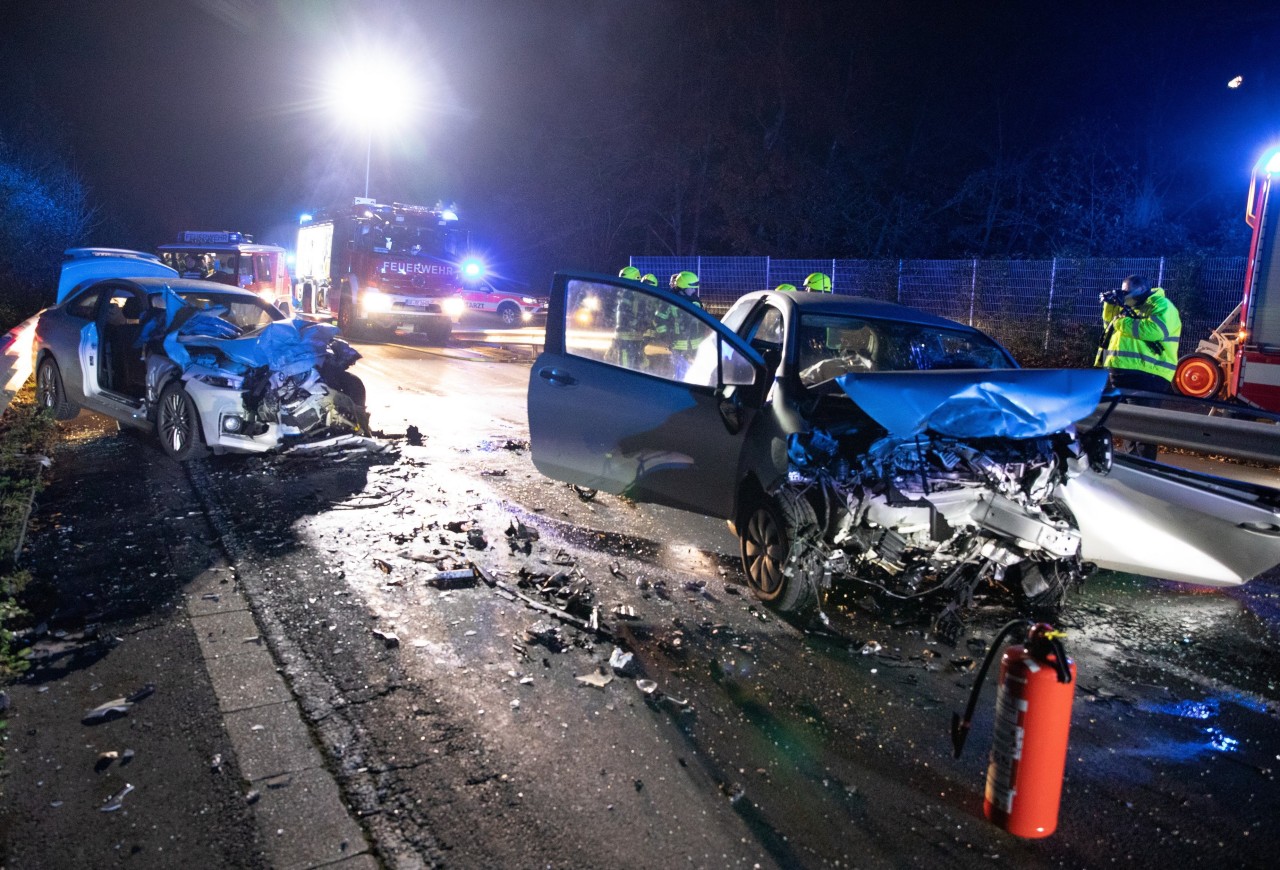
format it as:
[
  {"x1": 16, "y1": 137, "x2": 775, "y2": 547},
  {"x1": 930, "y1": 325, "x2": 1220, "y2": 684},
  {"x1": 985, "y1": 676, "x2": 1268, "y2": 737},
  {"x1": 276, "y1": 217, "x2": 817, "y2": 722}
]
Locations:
[
  {"x1": 1096, "y1": 274, "x2": 1182, "y2": 459},
  {"x1": 640, "y1": 273, "x2": 658, "y2": 286},
  {"x1": 775, "y1": 283, "x2": 797, "y2": 292},
  {"x1": 610, "y1": 268, "x2": 652, "y2": 369},
  {"x1": 802, "y1": 272, "x2": 832, "y2": 293},
  {"x1": 654, "y1": 271, "x2": 704, "y2": 379}
]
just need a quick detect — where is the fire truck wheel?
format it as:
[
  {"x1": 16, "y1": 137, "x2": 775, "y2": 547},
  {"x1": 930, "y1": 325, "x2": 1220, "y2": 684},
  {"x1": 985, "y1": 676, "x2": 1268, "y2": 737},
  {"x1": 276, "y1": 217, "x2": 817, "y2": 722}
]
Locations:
[
  {"x1": 422, "y1": 320, "x2": 452, "y2": 346},
  {"x1": 1173, "y1": 353, "x2": 1224, "y2": 399},
  {"x1": 497, "y1": 302, "x2": 521, "y2": 327},
  {"x1": 337, "y1": 293, "x2": 356, "y2": 335}
]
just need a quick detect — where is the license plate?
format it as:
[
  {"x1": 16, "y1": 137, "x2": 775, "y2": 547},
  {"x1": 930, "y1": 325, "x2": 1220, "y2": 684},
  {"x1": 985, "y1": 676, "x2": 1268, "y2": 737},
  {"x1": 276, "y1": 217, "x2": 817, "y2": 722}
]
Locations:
[{"x1": 402, "y1": 298, "x2": 428, "y2": 307}]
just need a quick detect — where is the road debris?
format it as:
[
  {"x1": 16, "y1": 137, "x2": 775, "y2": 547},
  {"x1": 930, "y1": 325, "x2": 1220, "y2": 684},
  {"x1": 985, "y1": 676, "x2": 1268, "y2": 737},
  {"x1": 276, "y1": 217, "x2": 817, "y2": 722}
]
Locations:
[
  {"x1": 373, "y1": 629, "x2": 401, "y2": 649},
  {"x1": 608, "y1": 648, "x2": 638, "y2": 676},
  {"x1": 210, "y1": 753, "x2": 223, "y2": 772},
  {"x1": 467, "y1": 529, "x2": 488, "y2": 550},
  {"x1": 264, "y1": 773, "x2": 293, "y2": 789},
  {"x1": 525, "y1": 622, "x2": 566, "y2": 652},
  {"x1": 426, "y1": 567, "x2": 478, "y2": 589},
  {"x1": 635, "y1": 679, "x2": 658, "y2": 695},
  {"x1": 82, "y1": 684, "x2": 154, "y2": 725},
  {"x1": 860, "y1": 641, "x2": 883, "y2": 655},
  {"x1": 405, "y1": 425, "x2": 423, "y2": 446},
  {"x1": 576, "y1": 670, "x2": 614, "y2": 689},
  {"x1": 612, "y1": 605, "x2": 638, "y2": 620},
  {"x1": 94, "y1": 751, "x2": 119, "y2": 772},
  {"x1": 100, "y1": 783, "x2": 135, "y2": 812},
  {"x1": 373, "y1": 558, "x2": 393, "y2": 574}
]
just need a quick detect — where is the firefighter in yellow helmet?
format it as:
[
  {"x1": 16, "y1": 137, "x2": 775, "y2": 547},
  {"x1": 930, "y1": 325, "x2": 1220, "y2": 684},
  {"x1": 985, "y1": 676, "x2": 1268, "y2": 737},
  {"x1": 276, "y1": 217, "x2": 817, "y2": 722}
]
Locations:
[
  {"x1": 654, "y1": 271, "x2": 703, "y2": 379},
  {"x1": 611, "y1": 268, "x2": 651, "y2": 369},
  {"x1": 640, "y1": 273, "x2": 658, "y2": 286},
  {"x1": 775, "y1": 283, "x2": 797, "y2": 292},
  {"x1": 619, "y1": 266, "x2": 641, "y2": 280},
  {"x1": 802, "y1": 272, "x2": 832, "y2": 293}
]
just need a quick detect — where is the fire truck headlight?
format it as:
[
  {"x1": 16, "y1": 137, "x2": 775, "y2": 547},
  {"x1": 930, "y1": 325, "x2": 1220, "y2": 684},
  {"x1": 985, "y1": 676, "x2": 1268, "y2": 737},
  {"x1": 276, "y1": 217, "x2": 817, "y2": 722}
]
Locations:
[
  {"x1": 362, "y1": 289, "x2": 393, "y2": 313},
  {"x1": 442, "y1": 296, "x2": 467, "y2": 319},
  {"x1": 1265, "y1": 150, "x2": 1280, "y2": 175},
  {"x1": 461, "y1": 258, "x2": 485, "y2": 280}
]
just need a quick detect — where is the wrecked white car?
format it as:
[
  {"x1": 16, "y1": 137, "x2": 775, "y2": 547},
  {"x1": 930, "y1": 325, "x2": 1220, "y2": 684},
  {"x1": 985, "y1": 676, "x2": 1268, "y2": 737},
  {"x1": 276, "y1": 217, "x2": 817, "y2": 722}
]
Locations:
[
  {"x1": 33, "y1": 248, "x2": 368, "y2": 460},
  {"x1": 528, "y1": 274, "x2": 1280, "y2": 620}
]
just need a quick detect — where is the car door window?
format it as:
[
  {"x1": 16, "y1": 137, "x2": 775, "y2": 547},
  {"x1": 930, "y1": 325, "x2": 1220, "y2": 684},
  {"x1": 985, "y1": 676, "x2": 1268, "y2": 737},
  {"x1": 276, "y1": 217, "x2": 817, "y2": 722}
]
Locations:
[
  {"x1": 564, "y1": 280, "x2": 719, "y2": 383},
  {"x1": 254, "y1": 254, "x2": 272, "y2": 284},
  {"x1": 65, "y1": 289, "x2": 101, "y2": 320}
]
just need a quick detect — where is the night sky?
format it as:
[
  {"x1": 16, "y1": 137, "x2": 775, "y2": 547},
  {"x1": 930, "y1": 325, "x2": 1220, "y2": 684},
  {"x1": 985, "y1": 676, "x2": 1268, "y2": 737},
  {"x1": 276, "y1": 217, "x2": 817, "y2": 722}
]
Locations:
[{"x1": 5, "y1": 0, "x2": 1280, "y2": 284}]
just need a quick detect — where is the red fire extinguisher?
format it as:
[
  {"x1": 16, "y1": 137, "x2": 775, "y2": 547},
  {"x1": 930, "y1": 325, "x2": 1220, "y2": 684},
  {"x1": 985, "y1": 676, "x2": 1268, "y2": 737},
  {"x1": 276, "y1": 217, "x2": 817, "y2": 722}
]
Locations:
[{"x1": 951, "y1": 620, "x2": 1076, "y2": 839}]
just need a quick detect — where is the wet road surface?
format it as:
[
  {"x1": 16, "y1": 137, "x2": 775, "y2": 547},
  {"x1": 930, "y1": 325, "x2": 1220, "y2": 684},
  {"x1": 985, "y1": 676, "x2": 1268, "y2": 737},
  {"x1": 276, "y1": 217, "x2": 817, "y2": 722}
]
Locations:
[{"x1": 19, "y1": 335, "x2": 1280, "y2": 868}]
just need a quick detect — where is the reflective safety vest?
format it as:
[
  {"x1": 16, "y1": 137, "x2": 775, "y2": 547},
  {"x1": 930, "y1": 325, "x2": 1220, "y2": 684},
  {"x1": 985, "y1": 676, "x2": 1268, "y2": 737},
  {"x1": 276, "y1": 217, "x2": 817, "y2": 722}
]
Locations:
[
  {"x1": 1097, "y1": 288, "x2": 1181, "y2": 381},
  {"x1": 653, "y1": 297, "x2": 704, "y2": 352}
]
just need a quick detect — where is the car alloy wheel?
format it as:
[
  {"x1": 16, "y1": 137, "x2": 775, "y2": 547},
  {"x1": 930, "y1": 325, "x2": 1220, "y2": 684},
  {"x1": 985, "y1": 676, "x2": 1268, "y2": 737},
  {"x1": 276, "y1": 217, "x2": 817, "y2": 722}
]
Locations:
[
  {"x1": 157, "y1": 383, "x2": 208, "y2": 461},
  {"x1": 499, "y1": 302, "x2": 520, "y2": 326},
  {"x1": 37, "y1": 357, "x2": 78, "y2": 420},
  {"x1": 743, "y1": 505, "x2": 787, "y2": 600}
]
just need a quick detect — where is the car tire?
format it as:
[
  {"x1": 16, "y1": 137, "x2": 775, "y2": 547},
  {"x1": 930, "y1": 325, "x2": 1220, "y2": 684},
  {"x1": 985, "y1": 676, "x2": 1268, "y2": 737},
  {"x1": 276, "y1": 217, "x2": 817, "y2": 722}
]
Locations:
[
  {"x1": 497, "y1": 302, "x2": 521, "y2": 327},
  {"x1": 36, "y1": 356, "x2": 79, "y2": 421},
  {"x1": 156, "y1": 382, "x2": 209, "y2": 461},
  {"x1": 739, "y1": 489, "x2": 820, "y2": 613}
]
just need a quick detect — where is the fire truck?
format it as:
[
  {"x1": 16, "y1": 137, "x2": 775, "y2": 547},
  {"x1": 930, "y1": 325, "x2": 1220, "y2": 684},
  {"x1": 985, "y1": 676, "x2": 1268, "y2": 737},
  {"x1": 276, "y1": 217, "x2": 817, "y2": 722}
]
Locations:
[
  {"x1": 293, "y1": 198, "x2": 472, "y2": 344},
  {"x1": 1174, "y1": 148, "x2": 1280, "y2": 409},
  {"x1": 157, "y1": 231, "x2": 295, "y2": 313}
]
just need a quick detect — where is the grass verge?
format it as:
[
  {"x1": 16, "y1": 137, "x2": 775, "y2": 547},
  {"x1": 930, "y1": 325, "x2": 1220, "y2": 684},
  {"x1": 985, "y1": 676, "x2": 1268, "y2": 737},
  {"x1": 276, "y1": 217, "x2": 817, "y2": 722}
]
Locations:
[{"x1": 0, "y1": 383, "x2": 59, "y2": 684}]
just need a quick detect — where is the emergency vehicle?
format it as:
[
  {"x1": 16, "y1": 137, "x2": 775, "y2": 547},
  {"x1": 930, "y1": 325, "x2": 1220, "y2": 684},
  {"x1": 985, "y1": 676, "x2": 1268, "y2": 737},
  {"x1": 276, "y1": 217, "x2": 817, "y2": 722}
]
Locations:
[
  {"x1": 157, "y1": 231, "x2": 295, "y2": 313},
  {"x1": 294, "y1": 198, "x2": 473, "y2": 344},
  {"x1": 1174, "y1": 147, "x2": 1280, "y2": 409},
  {"x1": 456, "y1": 274, "x2": 548, "y2": 326}
]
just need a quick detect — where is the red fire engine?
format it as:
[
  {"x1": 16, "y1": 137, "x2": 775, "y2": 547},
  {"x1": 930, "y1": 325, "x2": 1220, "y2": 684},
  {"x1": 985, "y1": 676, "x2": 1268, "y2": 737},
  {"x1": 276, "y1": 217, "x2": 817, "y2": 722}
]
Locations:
[
  {"x1": 1174, "y1": 148, "x2": 1280, "y2": 409},
  {"x1": 294, "y1": 198, "x2": 472, "y2": 344},
  {"x1": 157, "y1": 231, "x2": 295, "y2": 313}
]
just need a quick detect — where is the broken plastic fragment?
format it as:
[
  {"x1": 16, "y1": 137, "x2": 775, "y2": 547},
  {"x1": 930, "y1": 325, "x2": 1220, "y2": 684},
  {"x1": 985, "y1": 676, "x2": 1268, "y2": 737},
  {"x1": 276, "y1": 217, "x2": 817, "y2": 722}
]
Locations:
[
  {"x1": 635, "y1": 679, "x2": 658, "y2": 695},
  {"x1": 612, "y1": 604, "x2": 638, "y2": 620},
  {"x1": 860, "y1": 641, "x2": 883, "y2": 655},
  {"x1": 608, "y1": 648, "x2": 638, "y2": 676},
  {"x1": 426, "y1": 567, "x2": 477, "y2": 589},
  {"x1": 372, "y1": 629, "x2": 400, "y2": 649},
  {"x1": 373, "y1": 558, "x2": 392, "y2": 574},
  {"x1": 82, "y1": 698, "x2": 133, "y2": 725},
  {"x1": 100, "y1": 783, "x2": 135, "y2": 812},
  {"x1": 576, "y1": 671, "x2": 614, "y2": 689}
]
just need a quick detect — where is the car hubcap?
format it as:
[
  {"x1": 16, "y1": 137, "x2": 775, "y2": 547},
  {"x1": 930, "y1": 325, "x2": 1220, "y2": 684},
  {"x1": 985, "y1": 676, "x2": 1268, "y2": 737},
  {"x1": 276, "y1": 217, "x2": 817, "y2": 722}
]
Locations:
[
  {"x1": 161, "y1": 393, "x2": 191, "y2": 451},
  {"x1": 503, "y1": 307, "x2": 517, "y2": 325},
  {"x1": 744, "y1": 508, "x2": 786, "y2": 598}
]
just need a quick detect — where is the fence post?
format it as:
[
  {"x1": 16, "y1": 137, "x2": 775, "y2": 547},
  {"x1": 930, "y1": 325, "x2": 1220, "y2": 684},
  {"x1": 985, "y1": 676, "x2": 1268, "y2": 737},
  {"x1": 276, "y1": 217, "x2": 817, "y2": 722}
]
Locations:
[
  {"x1": 832, "y1": 258, "x2": 837, "y2": 292},
  {"x1": 766, "y1": 256, "x2": 771, "y2": 289},
  {"x1": 1158, "y1": 256, "x2": 1165, "y2": 287},
  {"x1": 969, "y1": 258, "x2": 977, "y2": 326},
  {"x1": 1044, "y1": 258, "x2": 1057, "y2": 351},
  {"x1": 897, "y1": 259, "x2": 903, "y2": 304}
]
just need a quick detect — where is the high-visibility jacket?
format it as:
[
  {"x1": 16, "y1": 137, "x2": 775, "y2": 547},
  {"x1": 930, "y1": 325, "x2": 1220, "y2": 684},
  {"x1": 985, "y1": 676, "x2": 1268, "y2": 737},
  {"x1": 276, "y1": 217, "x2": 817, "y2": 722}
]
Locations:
[
  {"x1": 653, "y1": 298, "x2": 704, "y2": 351},
  {"x1": 1097, "y1": 288, "x2": 1181, "y2": 381}
]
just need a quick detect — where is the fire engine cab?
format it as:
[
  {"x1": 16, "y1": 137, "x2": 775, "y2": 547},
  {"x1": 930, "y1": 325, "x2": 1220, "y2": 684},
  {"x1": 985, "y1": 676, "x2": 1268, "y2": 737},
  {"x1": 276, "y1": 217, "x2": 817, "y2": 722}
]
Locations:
[
  {"x1": 294, "y1": 198, "x2": 472, "y2": 344},
  {"x1": 157, "y1": 231, "x2": 295, "y2": 313}
]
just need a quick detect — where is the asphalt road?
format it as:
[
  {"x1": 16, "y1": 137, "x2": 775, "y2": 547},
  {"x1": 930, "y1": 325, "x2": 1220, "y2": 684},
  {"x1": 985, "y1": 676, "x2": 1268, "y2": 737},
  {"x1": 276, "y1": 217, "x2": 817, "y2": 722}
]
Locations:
[{"x1": 6, "y1": 333, "x2": 1280, "y2": 868}]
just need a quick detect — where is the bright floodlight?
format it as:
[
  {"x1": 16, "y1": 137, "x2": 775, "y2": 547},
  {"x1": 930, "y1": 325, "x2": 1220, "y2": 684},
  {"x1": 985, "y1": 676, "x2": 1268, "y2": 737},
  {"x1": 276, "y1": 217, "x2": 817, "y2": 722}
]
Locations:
[
  {"x1": 1264, "y1": 149, "x2": 1280, "y2": 175},
  {"x1": 1228, "y1": 75, "x2": 1244, "y2": 89},
  {"x1": 327, "y1": 62, "x2": 416, "y2": 129}
]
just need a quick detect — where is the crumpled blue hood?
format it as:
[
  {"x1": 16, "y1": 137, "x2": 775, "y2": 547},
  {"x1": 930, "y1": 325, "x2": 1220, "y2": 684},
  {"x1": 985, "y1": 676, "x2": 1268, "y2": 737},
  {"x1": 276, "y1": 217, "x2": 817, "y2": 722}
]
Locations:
[{"x1": 834, "y1": 369, "x2": 1108, "y2": 439}]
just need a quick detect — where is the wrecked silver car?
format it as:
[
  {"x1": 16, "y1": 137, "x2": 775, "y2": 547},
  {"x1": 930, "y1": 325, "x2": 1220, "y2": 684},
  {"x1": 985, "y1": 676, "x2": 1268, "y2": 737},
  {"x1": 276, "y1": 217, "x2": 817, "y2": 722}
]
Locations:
[
  {"x1": 33, "y1": 248, "x2": 368, "y2": 460},
  {"x1": 529, "y1": 275, "x2": 1280, "y2": 618}
]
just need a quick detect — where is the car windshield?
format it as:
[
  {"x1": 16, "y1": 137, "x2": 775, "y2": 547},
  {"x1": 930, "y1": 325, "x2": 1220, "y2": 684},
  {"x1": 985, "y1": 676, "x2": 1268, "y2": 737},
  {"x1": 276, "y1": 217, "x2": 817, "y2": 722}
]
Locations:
[
  {"x1": 797, "y1": 314, "x2": 1013, "y2": 386},
  {"x1": 166, "y1": 291, "x2": 282, "y2": 332}
]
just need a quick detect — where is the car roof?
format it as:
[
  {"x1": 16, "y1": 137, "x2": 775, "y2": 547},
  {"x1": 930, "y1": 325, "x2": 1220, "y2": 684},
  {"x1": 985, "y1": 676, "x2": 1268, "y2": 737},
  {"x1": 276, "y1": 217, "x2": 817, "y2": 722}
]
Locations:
[
  {"x1": 740, "y1": 290, "x2": 984, "y2": 331},
  {"x1": 127, "y1": 277, "x2": 265, "y2": 300}
]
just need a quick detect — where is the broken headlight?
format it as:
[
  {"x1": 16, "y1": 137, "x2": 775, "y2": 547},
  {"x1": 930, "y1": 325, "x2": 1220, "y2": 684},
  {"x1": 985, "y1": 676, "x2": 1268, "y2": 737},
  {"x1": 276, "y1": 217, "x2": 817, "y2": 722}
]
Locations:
[{"x1": 191, "y1": 373, "x2": 243, "y2": 389}]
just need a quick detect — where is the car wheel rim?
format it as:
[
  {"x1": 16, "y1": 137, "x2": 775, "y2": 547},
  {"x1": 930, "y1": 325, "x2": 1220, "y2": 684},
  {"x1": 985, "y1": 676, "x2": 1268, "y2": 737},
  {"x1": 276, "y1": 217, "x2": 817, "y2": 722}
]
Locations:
[
  {"x1": 502, "y1": 307, "x2": 517, "y2": 325},
  {"x1": 744, "y1": 508, "x2": 785, "y2": 599},
  {"x1": 38, "y1": 364, "x2": 55, "y2": 408},
  {"x1": 161, "y1": 393, "x2": 192, "y2": 452}
]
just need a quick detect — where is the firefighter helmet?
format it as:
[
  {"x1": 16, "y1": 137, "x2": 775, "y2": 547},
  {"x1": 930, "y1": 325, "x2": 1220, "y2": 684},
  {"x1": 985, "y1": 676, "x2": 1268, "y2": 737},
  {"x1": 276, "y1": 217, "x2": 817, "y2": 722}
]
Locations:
[
  {"x1": 670, "y1": 271, "x2": 700, "y2": 295},
  {"x1": 775, "y1": 283, "x2": 797, "y2": 293},
  {"x1": 619, "y1": 266, "x2": 641, "y2": 280},
  {"x1": 803, "y1": 272, "x2": 832, "y2": 293},
  {"x1": 640, "y1": 273, "x2": 658, "y2": 286}
]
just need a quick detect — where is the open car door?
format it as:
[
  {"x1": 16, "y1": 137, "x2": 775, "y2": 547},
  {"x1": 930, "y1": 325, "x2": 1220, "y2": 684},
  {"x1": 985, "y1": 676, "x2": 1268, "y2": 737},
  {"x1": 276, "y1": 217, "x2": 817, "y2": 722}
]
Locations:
[
  {"x1": 528, "y1": 272, "x2": 764, "y2": 519},
  {"x1": 1058, "y1": 456, "x2": 1280, "y2": 586}
]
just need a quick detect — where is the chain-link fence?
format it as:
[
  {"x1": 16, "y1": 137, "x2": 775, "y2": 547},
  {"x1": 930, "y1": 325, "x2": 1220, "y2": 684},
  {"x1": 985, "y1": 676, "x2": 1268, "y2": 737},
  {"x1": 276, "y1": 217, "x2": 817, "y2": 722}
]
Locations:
[{"x1": 629, "y1": 255, "x2": 1246, "y2": 366}]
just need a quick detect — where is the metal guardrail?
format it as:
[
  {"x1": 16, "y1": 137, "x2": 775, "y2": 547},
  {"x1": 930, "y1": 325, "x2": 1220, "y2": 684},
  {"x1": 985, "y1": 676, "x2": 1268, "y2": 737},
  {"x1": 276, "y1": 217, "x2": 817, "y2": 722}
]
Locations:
[{"x1": 1080, "y1": 391, "x2": 1280, "y2": 465}]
